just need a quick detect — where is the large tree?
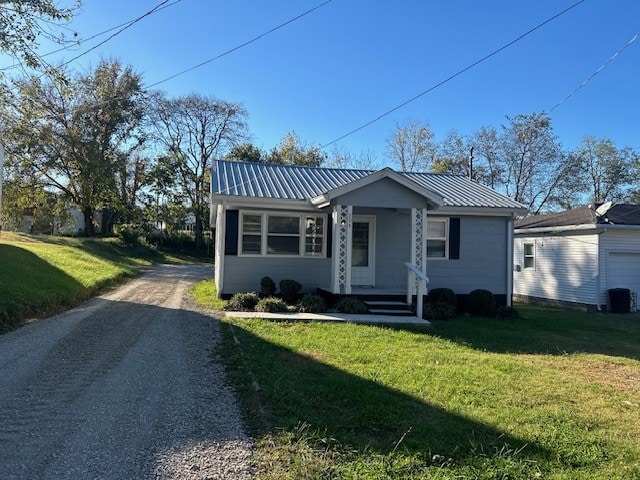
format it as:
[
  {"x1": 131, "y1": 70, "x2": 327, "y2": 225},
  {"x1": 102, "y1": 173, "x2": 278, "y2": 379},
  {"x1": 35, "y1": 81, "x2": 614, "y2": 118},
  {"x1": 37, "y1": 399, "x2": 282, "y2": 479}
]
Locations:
[
  {"x1": 0, "y1": 0, "x2": 80, "y2": 71},
  {"x1": 266, "y1": 131, "x2": 325, "y2": 167},
  {"x1": 2, "y1": 59, "x2": 145, "y2": 235},
  {"x1": 573, "y1": 136, "x2": 638, "y2": 204},
  {"x1": 497, "y1": 113, "x2": 577, "y2": 214},
  {"x1": 432, "y1": 130, "x2": 469, "y2": 175},
  {"x1": 386, "y1": 119, "x2": 436, "y2": 172},
  {"x1": 149, "y1": 92, "x2": 248, "y2": 249},
  {"x1": 469, "y1": 126, "x2": 504, "y2": 189}
]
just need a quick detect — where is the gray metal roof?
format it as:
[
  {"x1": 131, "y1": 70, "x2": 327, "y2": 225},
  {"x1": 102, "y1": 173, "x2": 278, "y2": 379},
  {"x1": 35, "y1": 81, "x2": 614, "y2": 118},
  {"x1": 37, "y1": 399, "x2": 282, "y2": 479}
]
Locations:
[{"x1": 212, "y1": 159, "x2": 526, "y2": 210}]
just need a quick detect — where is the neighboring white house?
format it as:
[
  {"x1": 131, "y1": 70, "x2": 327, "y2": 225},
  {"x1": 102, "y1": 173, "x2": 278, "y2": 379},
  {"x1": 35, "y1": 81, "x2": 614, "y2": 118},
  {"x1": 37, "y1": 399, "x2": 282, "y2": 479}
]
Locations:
[
  {"x1": 513, "y1": 203, "x2": 640, "y2": 311},
  {"x1": 210, "y1": 159, "x2": 527, "y2": 307}
]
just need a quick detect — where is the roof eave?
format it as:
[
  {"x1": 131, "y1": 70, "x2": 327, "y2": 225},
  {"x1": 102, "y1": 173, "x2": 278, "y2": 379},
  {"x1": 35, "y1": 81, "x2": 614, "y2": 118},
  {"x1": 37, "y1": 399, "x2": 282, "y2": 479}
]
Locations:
[
  {"x1": 514, "y1": 224, "x2": 599, "y2": 234},
  {"x1": 435, "y1": 206, "x2": 529, "y2": 216}
]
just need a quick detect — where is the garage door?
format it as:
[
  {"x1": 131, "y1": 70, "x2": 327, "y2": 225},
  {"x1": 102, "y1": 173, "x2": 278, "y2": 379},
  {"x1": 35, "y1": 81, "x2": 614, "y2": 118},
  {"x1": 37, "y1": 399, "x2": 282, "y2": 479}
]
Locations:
[{"x1": 607, "y1": 252, "x2": 640, "y2": 293}]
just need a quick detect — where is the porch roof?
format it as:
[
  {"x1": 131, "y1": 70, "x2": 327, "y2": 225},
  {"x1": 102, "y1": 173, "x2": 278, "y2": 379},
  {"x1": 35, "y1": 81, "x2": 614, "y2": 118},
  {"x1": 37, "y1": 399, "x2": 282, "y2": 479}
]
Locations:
[{"x1": 211, "y1": 159, "x2": 527, "y2": 211}]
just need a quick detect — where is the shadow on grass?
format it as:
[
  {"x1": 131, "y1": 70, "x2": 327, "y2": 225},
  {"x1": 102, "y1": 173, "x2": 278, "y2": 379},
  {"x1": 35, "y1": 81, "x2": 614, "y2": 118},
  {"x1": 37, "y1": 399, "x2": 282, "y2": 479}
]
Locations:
[
  {"x1": 223, "y1": 321, "x2": 559, "y2": 471},
  {"x1": 398, "y1": 306, "x2": 640, "y2": 361}
]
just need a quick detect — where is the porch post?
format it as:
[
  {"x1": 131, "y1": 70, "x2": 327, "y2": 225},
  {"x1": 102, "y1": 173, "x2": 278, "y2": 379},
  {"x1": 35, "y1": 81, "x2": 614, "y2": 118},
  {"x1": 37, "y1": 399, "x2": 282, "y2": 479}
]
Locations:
[
  {"x1": 214, "y1": 203, "x2": 226, "y2": 298},
  {"x1": 410, "y1": 207, "x2": 428, "y2": 302},
  {"x1": 331, "y1": 204, "x2": 353, "y2": 294}
]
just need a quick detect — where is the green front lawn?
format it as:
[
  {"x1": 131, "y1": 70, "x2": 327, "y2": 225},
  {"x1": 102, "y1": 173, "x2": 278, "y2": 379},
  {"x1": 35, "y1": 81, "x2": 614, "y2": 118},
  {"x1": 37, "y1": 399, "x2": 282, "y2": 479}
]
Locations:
[{"x1": 220, "y1": 306, "x2": 640, "y2": 479}]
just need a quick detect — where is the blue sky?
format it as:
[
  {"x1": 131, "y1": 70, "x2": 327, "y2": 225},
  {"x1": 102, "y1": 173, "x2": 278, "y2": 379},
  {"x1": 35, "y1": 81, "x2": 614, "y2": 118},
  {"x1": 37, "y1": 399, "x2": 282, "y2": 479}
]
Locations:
[{"x1": 4, "y1": 0, "x2": 640, "y2": 161}]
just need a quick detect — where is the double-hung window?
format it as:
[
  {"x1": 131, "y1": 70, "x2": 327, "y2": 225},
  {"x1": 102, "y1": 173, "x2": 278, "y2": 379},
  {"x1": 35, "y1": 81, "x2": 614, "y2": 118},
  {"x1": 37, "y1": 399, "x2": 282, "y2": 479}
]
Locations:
[
  {"x1": 523, "y1": 243, "x2": 535, "y2": 269},
  {"x1": 240, "y1": 212, "x2": 326, "y2": 257},
  {"x1": 427, "y1": 219, "x2": 448, "y2": 259},
  {"x1": 267, "y1": 215, "x2": 300, "y2": 255}
]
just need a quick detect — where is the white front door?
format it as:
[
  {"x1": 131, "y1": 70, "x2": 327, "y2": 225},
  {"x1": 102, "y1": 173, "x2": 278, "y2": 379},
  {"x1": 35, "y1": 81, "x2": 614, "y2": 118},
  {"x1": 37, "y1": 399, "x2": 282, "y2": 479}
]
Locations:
[{"x1": 351, "y1": 216, "x2": 375, "y2": 286}]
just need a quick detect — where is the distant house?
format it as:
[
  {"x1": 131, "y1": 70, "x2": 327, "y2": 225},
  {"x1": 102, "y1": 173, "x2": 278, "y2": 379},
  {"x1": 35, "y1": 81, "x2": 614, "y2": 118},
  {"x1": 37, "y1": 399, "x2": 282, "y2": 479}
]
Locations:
[
  {"x1": 210, "y1": 160, "x2": 526, "y2": 310},
  {"x1": 514, "y1": 203, "x2": 640, "y2": 311}
]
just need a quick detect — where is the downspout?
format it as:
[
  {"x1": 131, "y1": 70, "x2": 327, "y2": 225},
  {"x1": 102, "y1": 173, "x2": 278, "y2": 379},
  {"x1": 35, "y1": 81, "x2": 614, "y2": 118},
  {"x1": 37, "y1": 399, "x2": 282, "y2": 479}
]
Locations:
[{"x1": 506, "y1": 214, "x2": 514, "y2": 307}]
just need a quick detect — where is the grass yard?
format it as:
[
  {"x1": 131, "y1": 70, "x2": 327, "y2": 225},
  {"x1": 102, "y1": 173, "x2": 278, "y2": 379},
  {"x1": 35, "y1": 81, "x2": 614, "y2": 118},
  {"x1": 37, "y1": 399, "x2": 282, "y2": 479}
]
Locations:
[
  {"x1": 0, "y1": 232, "x2": 206, "y2": 331},
  {"x1": 219, "y1": 306, "x2": 640, "y2": 479}
]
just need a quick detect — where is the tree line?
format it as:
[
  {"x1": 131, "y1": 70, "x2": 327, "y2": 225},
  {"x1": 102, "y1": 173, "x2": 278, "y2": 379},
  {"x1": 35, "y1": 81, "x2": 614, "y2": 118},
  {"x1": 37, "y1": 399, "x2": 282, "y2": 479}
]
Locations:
[
  {"x1": 2, "y1": 59, "x2": 638, "y2": 249},
  {"x1": 1, "y1": 0, "x2": 639, "y2": 247}
]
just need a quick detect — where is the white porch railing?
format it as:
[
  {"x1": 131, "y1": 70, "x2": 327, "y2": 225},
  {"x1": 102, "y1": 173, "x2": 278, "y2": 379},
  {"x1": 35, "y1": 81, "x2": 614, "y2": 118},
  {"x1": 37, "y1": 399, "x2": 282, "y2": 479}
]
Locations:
[{"x1": 405, "y1": 262, "x2": 429, "y2": 320}]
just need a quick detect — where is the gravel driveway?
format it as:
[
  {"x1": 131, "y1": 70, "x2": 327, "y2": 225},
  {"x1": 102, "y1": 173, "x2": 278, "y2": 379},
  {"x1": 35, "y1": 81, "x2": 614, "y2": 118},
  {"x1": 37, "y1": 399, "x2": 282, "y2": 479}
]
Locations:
[{"x1": 0, "y1": 264, "x2": 253, "y2": 479}]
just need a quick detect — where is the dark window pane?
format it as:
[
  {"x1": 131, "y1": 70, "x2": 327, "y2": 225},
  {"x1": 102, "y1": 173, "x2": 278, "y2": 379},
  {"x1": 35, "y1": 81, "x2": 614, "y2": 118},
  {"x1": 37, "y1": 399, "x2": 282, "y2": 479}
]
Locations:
[
  {"x1": 306, "y1": 217, "x2": 324, "y2": 235},
  {"x1": 268, "y1": 216, "x2": 299, "y2": 234},
  {"x1": 267, "y1": 235, "x2": 299, "y2": 255},
  {"x1": 352, "y1": 222, "x2": 369, "y2": 266},
  {"x1": 427, "y1": 240, "x2": 446, "y2": 258},
  {"x1": 242, "y1": 214, "x2": 262, "y2": 233},
  {"x1": 242, "y1": 235, "x2": 261, "y2": 254}
]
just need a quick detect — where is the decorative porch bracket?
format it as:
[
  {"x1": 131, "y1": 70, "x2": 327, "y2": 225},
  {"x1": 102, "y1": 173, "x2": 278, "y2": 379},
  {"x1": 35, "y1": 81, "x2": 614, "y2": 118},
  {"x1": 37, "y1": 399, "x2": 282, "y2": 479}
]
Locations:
[{"x1": 332, "y1": 204, "x2": 353, "y2": 294}]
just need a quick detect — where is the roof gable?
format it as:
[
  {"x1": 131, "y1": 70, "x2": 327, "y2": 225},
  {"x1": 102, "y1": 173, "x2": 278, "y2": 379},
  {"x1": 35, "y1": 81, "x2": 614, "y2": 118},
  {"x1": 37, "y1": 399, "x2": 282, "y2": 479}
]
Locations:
[{"x1": 310, "y1": 168, "x2": 444, "y2": 207}]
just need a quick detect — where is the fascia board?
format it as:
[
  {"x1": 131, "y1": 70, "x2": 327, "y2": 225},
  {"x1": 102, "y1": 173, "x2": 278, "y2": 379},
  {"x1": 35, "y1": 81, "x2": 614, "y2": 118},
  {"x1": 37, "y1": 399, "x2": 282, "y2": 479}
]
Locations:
[
  {"x1": 435, "y1": 206, "x2": 529, "y2": 217},
  {"x1": 514, "y1": 224, "x2": 599, "y2": 235},
  {"x1": 212, "y1": 195, "x2": 317, "y2": 211}
]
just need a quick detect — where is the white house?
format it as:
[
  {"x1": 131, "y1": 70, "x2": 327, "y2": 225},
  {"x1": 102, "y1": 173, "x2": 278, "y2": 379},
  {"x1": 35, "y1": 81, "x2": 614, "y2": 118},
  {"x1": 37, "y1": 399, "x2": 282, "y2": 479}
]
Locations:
[{"x1": 514, "y1": 203, "x2": 640, "y2": 311}]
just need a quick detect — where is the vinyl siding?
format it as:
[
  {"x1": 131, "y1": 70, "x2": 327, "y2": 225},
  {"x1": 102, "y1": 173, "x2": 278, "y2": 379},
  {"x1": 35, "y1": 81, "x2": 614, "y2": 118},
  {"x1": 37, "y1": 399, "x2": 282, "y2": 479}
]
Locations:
[
  {"x1": 335, "y1": 177, "x2": 430, "y2": 209},
  {"x1": 221, "y1": 207, "x2": 509, "y2": 295},
  {"x1": 223, "y1": 256, "x2": 332, "y2": 295},
  {"x1": 513, "y1": 232, "x2": 599, "y2": 305},
  {"x1": 427, "y1": 216, "x2": 508, "y2": 294}
]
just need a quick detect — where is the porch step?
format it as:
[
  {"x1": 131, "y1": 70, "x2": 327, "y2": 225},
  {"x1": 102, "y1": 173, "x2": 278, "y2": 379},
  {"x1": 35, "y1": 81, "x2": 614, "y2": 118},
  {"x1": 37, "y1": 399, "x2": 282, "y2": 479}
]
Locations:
[
  {"x1": 367, "y1": 308, "x2": 415, "y2": 316},
  {"x1": 364, "y1": 300, "x2": 415, "y2": 316}
]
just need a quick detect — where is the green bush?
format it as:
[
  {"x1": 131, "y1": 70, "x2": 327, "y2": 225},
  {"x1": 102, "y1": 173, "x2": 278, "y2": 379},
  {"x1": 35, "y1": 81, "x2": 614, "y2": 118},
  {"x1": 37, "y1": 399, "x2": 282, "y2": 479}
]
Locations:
[
  {"x1": 279, "y1": 279, "x2": 302, "y2": 304},
  {"x1": 334, "y1": 297, "x2": 368, "y2": 314},
  {"x1": 424, "y1": 301, "x2": 456, "y2": 321},
  {"x1": 256, "y1": 297, "x2": 289, "y2": 313},
  {"x1": 297, "y1": 294, "x2": 327, "y2": 313},
  {"x1": 260, "y1": 276, "x2": 276, "y2": 297},
  {"x1": 468, "y1": 289, "x2": 497, "y2": 317},
  {"x1": 225, "y1": 292, "x2": 260, "y2": 311},
  {"x1": 114, "y1": 224, "x2": 143, "y2": 245},
  {"x1": 428, "y1": 288, "x2": 457, "y2": 309}
]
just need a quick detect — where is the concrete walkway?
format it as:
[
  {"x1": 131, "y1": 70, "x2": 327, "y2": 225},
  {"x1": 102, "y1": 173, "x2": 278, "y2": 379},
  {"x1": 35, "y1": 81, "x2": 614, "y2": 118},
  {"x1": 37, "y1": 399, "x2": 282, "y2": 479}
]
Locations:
[{"x1": 224, "y1": 311, "x2": 431, "y2": 326}]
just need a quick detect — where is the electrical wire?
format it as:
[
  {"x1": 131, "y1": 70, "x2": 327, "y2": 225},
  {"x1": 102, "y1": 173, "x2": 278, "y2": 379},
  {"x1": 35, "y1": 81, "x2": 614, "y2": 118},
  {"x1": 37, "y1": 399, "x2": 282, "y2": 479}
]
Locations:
[
  {"x1": 320, "y1": 0, "x2": 586, "y2": 149},
  {"x1": 34, "y1": 0, "x2": 175, "y2": 79},
  {"x1": 4, "y1": 0, "x2": 333, "y2": 123},
  {"x1": 0, "y1": 0, "x2": 183, "y2": 73},
  {"x1": 146, "y1": 0, "x2": 332, "y2": 88},
  {"x1": 547, "y1": 32, "x2": 639, "y2": 114}
]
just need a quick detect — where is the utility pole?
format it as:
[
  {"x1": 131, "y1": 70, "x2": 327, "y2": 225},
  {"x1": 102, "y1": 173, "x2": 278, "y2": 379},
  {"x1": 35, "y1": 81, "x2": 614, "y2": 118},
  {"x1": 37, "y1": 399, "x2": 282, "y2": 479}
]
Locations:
[{"x1": 468, "y1": 146, "x2": 474, "y2": 181}]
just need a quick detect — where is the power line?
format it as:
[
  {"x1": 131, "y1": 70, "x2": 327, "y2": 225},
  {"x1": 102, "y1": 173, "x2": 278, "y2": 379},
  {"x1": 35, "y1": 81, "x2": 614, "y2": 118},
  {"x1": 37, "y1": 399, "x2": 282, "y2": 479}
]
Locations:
[
  {"x1": 0, "y1": 0, "x2": 182, "y2": 73},
  {"x1": 547, "y1": 32, "x2": 639, "y2": 114},
  {"x1": 35, "y1": 0, "x2": 177, "y2": 78},
  {"x1": 320, "y1": 0, "x2": 586, "y2": 149},
  {"x1": 3, "y1": 0, "x2": 333, "y2": 123},
  {"x1": 146, "y1": 0, "x2": 332, "y2": 89}
]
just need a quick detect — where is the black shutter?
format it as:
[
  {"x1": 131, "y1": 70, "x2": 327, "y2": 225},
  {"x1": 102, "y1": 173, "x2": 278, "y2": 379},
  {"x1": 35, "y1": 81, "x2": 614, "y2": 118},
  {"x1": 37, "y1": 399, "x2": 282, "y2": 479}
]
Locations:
[
  {"x1": 449, "y1": 217, "x2": 460, "y2": 260},
  {"x1": 225, "y1": 210, "x2": 239, "y2": 255},
  {"x1": 326, "y1": 218, "x2": 332, "y2": 258}
]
